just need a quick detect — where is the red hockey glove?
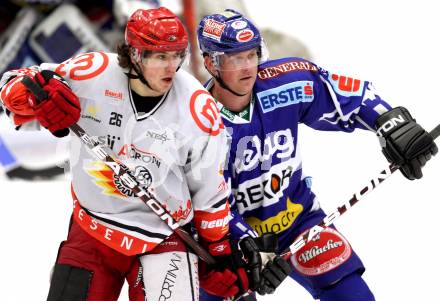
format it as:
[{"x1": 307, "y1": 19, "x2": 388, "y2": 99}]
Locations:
[
  {"x1": 201, "y1": 269, "x2": 242, "y2": 298},
  {"x1": 0, "y1": 73, "x2": 38, "y2": 126},
  {"x1": 33, "y1": 70, "x2": 80, "y2": 137},
  {"x1": 200, "y1": 236, "x2": 249, "y2": 298}
]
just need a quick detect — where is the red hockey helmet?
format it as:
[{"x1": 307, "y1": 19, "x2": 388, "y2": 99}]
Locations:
[{"x1": 125, "y1": 7, "x2": 188, "y2": 52}]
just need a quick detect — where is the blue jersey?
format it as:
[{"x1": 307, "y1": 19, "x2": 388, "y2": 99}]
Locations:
[{"x1": 207, "y1": 57, "x2": 392, "y2": 247}]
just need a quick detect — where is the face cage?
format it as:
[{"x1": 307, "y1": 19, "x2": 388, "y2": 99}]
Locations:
[{"x1": 209, "y1": 40, "x2": 269, "y2": 72}]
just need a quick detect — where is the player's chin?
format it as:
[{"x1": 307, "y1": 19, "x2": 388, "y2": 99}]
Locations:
[{"x1": 235, "y1": 87, "x2": 253, "y2": 96}]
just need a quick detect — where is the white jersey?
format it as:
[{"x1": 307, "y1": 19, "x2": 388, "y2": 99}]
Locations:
[{"x1": 0, "y1": 52, "x2": 230, "y2": 255}]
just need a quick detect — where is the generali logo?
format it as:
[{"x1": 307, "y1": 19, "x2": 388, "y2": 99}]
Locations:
[{"x1": 105, "y1": 89, "x2": 123, "y2": 100}]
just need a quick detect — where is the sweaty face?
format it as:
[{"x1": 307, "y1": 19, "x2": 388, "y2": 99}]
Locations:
[
  {"x1": 139, "y1": 51, "x2": 186, "y2": 94},
  {"x1": 216, "y1": 49, "x2": 259, "y2": 95}
]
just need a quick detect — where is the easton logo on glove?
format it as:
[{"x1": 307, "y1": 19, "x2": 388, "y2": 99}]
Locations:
[{"x1": 376, "y1": 114, "x2": 407, "y2": 137}]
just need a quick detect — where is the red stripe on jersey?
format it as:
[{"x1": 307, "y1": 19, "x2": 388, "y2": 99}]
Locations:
[{"x1": 71, "y1": 187, "x2": 159, "y2": 256}]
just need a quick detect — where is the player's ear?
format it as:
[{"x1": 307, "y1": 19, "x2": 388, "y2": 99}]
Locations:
[
  {"x1": 129, "y1": 47, "x2": 139, "y2": 66},
  {"x1": 203, "y1": 55, "x2": 217, "y2": 76}
]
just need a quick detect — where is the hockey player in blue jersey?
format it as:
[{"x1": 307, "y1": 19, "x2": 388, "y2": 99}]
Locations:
[{"x1": 196, "y1": 9, "x2": 438, "y2": 301}]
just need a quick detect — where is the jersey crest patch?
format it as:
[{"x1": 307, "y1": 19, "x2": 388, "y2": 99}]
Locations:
[
  {"x1": 190, "y1": 90, "x2": 224, "y2": 136},
  {"x1": 55, "y1": 52, "x2": 109, "y2": 81},
  {"x1": 86, "y1": 161, "x2": 153, "y2": 198}
]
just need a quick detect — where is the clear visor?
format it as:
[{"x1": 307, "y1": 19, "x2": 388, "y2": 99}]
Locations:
[
  {"x1": 211, "y1": 40, "x2": 269, "y2": 71},
  {"x1": 140, "y1": 49, "x2": 188, "y2": 69}
]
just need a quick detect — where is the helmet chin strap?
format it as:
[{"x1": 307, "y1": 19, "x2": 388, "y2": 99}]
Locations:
[
  {"x1": 130, "y1": 62, "x2": 156, "y2": 91},
  {"x1": 126, "y1": 47, "x2": 159, "y2": 92},
  {"x1": 207, "y1": 68, "x2": 247, "y2": 97}
]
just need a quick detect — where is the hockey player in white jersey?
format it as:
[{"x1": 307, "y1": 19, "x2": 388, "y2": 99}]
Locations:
[{"x1": 0, "y1": 7, "x2": 251, "y2": 301}]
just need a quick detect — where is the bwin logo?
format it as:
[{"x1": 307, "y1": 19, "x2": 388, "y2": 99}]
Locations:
[{"x1": 377, "y1": 115, "x2": 406, "y2": 137}]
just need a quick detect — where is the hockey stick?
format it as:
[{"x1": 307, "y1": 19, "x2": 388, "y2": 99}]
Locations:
[
  {"x1": 280, "y1": 124, "x2": 440, "y2": 261},
  {"x1": 21, "y1": 75, "x2": 257, "y2": 301},
  {"x1": 20, "y1": 75, "x2": 216, "y2": 265},
  {"x1": 239, "y1": 128, "x2": 440, "y2": 300},
  {"x1": 6, "y1": 165, "x2": 66, "y2": 180}
]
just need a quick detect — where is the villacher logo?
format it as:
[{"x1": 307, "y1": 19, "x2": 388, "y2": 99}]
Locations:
[{"x1": 292, "y1": 227, "x2": 352, "y2": 276}]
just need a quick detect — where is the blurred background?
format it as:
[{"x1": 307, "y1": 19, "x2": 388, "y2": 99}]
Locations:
[{"x1": 1, "y1": 0, "x2": 439, "y2": 300}]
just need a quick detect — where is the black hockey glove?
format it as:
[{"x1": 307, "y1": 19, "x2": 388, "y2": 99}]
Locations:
[
  {"x1": 258, "y1": 256, "x2": 292, "y2": 295},
  {"x1": 239, "y1": 236, "x2": 262, "y2": 291},
  {"x1": 375, "y1": 107, "x2": 437, "y2": 180},
  {"x1": 240, "y1": 233, "x2": 293, "y2": 295}
]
